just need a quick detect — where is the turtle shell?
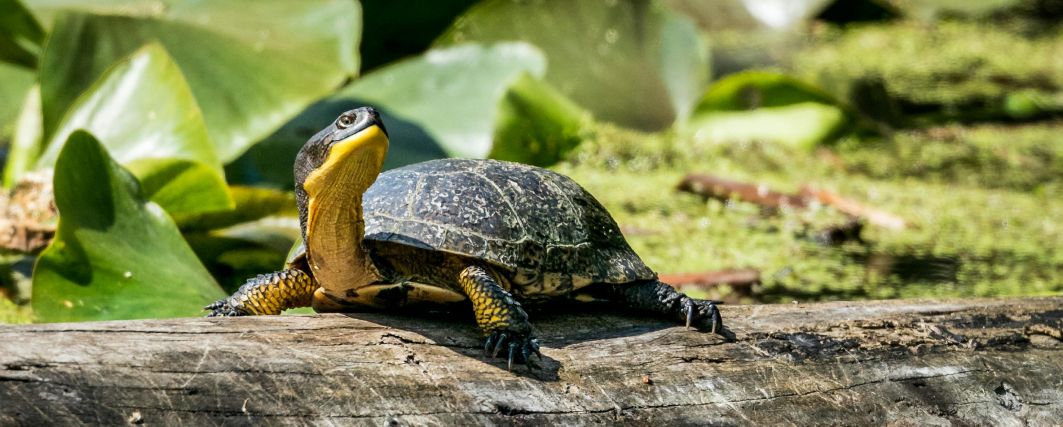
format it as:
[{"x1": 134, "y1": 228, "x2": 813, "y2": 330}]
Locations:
[{"x1": 362, "y1": 158, "x2": 655, "y2": 295}]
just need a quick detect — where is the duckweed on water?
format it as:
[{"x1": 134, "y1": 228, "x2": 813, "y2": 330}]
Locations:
[
  {"x1": 794, "y1": 21, "x2": 1063, "y2": 123},
  {"x1": 554, "y1": 122, "x2": 1062, "y2": 303}
]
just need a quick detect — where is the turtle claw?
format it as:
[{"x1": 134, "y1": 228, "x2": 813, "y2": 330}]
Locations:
[
  {"x1": 204, "y1": 298, "x2": 246, "y2": 317},
  {"x1": 492, "y1": 332, "x2": 509, "y2": 358},
  {"x1": 681, "y1": 297, "x2": 723, "y2": 334},
  {"x1": 684, "y1": 301, "x2": 694, "y2": 331},
  {"x1": 483, "y1": 330, "x2": 541, "y2": 371},
  {"x1": 508, "y1": 342, "x2": 519, "y2": 371}
]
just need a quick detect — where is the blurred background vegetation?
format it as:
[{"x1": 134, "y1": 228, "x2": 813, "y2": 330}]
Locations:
[{"x1": 0, "y1": 0, "x2": 1060, "y2": 323}]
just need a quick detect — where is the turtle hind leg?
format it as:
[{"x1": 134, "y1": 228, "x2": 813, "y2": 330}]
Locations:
[
  {"x1": 458, "y1": 265, "x2": 541, "y2": 370},
  {"x1": 590, "y1": 280, "x2": 724, "y2": 335},
  {"x1": 205, "y1": 269, "x2": 316, "y2": 316}
]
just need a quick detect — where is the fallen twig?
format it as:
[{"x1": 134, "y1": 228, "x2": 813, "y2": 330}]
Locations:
[
  {"x1": 799, "y1": 186, "x2": 908, "y2": 231},
  {"x1": 675, "y1": 174, "x2": 807, "y2": 209},
  {"x1": 676, "y1": 173, "x2": 907, "y2": 230},
  {"x1": 659, "y1": 268, "x2": 760, "y2": 290}
]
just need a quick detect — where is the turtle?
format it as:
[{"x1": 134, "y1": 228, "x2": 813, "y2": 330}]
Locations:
[{"x1": 207, "y1": 107, "x2": 724, "y2": 369}]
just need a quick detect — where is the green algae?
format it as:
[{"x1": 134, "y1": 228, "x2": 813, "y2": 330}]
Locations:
[
  {"x1": 555, "y1": 121, "x2": 1062, "y2": 303},
  {"x1": 793, "y1": 21, "x2": 1063, "y2": 124}
]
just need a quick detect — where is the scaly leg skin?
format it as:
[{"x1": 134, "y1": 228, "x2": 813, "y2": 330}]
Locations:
[
  {"x1": 205, "y1": 269, "x2": 317, "y2": 316},
  {"x1": 594, "y1": 280, "x2": 725, "y2": 335},
  {"x1": 458, "y1": 265, "x2": 541, "y2": 370}
]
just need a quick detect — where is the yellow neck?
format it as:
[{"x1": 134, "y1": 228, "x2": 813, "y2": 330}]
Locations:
[
  {"x1": 305, "y1": 193, "x2": 383, "y2": 296},
  {"x1": 301, "y1": 125, "x2": 389, "y2": 304}
]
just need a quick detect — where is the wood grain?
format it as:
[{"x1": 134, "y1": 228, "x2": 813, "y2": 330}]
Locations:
[{"x1": 2, "y1": 297, "x2": 1061, "y2": 426}]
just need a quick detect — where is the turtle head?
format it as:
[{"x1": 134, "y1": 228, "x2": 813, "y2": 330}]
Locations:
[{"x1": 294, "y1": 107, "x2": 390, "y2": 238}]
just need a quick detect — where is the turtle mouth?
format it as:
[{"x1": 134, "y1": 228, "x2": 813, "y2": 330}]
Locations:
[{"x1": 303, "y1": 123, "x2": 389, "y2": 198}]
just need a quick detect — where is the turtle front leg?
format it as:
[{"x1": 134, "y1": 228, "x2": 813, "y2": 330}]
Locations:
[
  {"x1": 592, "y1": 281, "x2": 724, "y2": 334},
  {"x1": 205, "y1": 269, "x2": 316, "y2": 316},
  {"x1": 458, "y1": 265, "x2": 541, "y2": 370}
]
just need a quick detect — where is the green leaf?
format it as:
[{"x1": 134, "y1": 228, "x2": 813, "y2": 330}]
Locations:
[
  {"x1": 32, "y1": 131, "x2": 225, "y2": 322},
  {"x1": 686, "y1": 102, "x2": 847, "y2": 149},
  {"x1": 437, "y1": 0, "x2": 709, "y2": 131},
  {"x1": 694, "y1": 70, "x2": 844, "y2": 112},
  {"x1": 490, "y1": 74, "x2": 590, "y2": 165},
  {"x1": 126, "y1": 158, "x2": 230, "y2": 218},
  {"x1": 0, "y1": 0, "x2": 44, "y2": 68},
  {"x1": 344, "y1": 42, "x2": 547, "y2": 159},
  {"x1": 0, "y1": 62, "x2": 35, "y2": 143},
  {"x1": 684, "y1": 71, "x2": 853, "y2": 149},
  {"x1": 35, "y1": 43, "x2": 231, "y2": 216},
  {"x1": 233, "y1": 42, "x2": 588, "y2": 187},
  {"x1": 175, "y1": 186, "x2": 297, "y2": 233},
  {"x1": 34, "y1": 2, "x2": 360, "y2": 162},
  {"x1": 3, "y1": 84, "x2": 42, "y2": 187}
]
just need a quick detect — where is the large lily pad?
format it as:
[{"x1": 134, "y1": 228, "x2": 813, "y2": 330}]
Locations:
[
  {"x1": 436, "y1": 0, "x2": 708, "y2": 131},
  {"x1": 33, "y1": 43, "x2": 231, "y2": 216},
  {"x1": 233, "y1": 42, "x2": 588, "y2": 188},
  {"x1": 342, "y1": 42, "x2": 550, "y2": 160},
  {"x1": 684, "y1": 70, "x2": 853, "y2": 149},
  {"x1": 33, "y1": 1, "x2": 360, "y2": 162},
  {"x1": 32, "y1": 131, "x2": 225, "y2": 322},
  {"x1": 0, "y1": 0, "x2": 44, "y2": 68}
]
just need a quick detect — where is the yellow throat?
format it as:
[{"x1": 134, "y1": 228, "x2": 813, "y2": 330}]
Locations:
[{"x1": 303, "y1": 125, "x2": 389, "y2": 308}]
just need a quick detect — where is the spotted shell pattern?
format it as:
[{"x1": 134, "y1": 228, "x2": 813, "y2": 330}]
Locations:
[{"x1": 362, "y1": 159, "x2": 656, "y2": 296}]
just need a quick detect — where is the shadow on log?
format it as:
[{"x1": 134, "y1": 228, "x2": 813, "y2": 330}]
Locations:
[{"x1": 2, "y1": 297, "x2": 1062, "y2": 425}]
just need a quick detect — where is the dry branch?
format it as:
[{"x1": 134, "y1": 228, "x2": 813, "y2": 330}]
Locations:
[
  {"x1": 677, "y1": 173, "x2": 908, "y2": 230},
  {"x1": 658, "y1": 268, "x2": 760, "y2": 290},
  {"x1": 2, "y1": 297, "x2": 1062, "y2": 425}
]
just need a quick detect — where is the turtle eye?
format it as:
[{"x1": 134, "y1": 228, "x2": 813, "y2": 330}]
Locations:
[{"x1": 337, "y1": 114, "x2": 355, "y2": 129}]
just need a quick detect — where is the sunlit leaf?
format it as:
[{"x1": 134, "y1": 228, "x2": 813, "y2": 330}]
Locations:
[
  {"x1": 0, "y1": 62, "x2": 34, "y2": 143},
  {"x1": 233, "y1": 42, "x2": 587, "y2": 188},
  {"x1": 32, "y1": 131, "x2": 225, "y2": 322},
  {"x1": 35, "y1": 43, "x2": 231, "y2": 216},
  {"x1": 0, "y1": 0, "x2": 44, "y2": 68},
  {"x1": 127, "y1": 158, "x2": 230, "y2": 218},
  {"x1": 3, "y1": 84, "x2": 42, "y2": 187},
  {"x1": 686, "y1": 102, "x2": 847, "y2": 149},
  {"x1": 695, "y1": 70, "x2": 843, "y2": 112},
  {"x1": 684, "y1": 70, "x2": 853, "y2": 149},
  {"x1": 344, "y1": 42, "x2": 547, "y2": 159},
  {"x1": 33, "y1": 1, "x2": 360, "y2": 162},
  {"x1": 490, "y1": 74, "x2": 589, "y2": 165},
  {"x1": 437, "y1": 0, "x2": 708, "y2": 131},
  {"x1": 175, "y1": 186, "x2": 297, "y2": 233}
]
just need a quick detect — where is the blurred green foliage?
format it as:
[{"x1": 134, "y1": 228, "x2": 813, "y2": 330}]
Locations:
[
  {"x1": 33, "y1": 132, "x2": 224, "y2": 322},
  {"x1": 0, "y1": 0, "x2": 1059, "y2": 322}
]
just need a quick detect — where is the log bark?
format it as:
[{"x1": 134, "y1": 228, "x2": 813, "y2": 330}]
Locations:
[{"x1": 2, "y1": 297, "x2": 1062, "y2": 426}]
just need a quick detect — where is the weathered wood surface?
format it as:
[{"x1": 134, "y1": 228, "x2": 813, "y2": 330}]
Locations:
[{"x1": 2, "y1": 297, "x2": 1062, "y2": 426}]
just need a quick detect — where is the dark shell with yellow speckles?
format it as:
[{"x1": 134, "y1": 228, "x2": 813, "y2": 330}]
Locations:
[{"x1": 361, "y1": 158, "x2": 656, "y2": 297}]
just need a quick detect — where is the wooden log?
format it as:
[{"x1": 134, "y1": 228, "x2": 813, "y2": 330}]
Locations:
[{"x1": 2, "y1": 297, "x2": 1062, "y2": 425}]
